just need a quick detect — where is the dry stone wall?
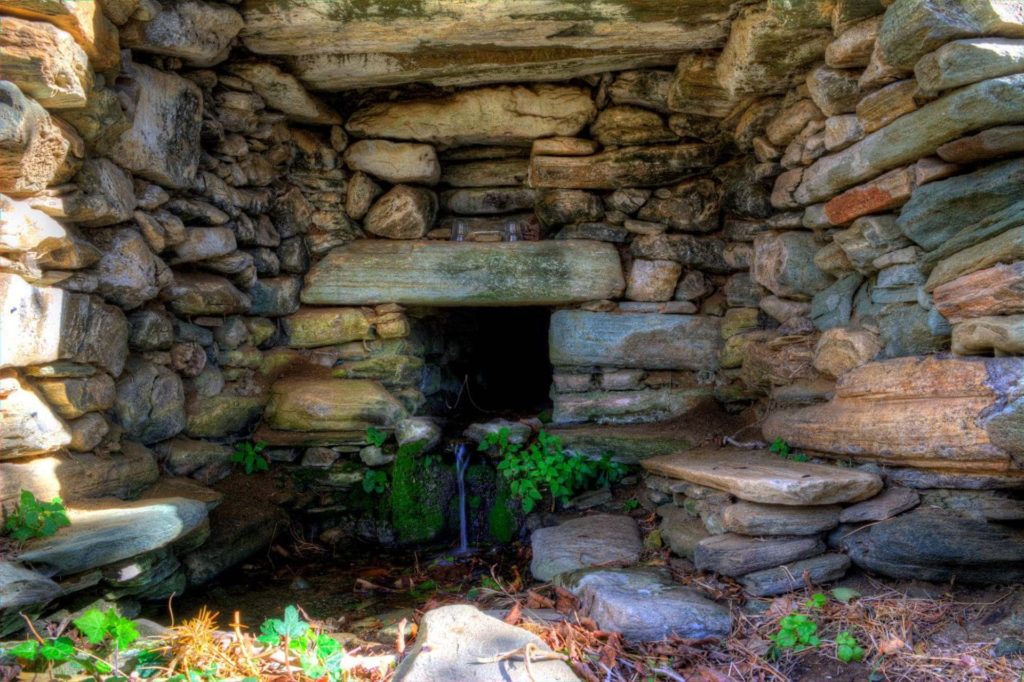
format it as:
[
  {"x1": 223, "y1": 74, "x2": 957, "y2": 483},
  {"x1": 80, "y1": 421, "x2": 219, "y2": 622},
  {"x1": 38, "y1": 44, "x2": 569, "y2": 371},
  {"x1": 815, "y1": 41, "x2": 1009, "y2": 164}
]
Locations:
[{"x1": 1, "y1": 0, "x2": 1024, "y2": 628}]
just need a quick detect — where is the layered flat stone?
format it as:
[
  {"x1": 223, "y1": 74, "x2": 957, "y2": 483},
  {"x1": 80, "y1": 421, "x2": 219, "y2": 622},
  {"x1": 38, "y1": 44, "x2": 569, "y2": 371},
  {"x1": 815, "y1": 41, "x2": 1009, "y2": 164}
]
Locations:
[
  {"x1": 937, "y1": 125, "x2": 1024, "y2": 163},
  {"x1": 546, "y1": 422, "x2": 694, "y2": 464},
  {"x1": 721, "y1": 501, "x2": 840, "y2": 536},
  {"x1": 694, "y1": 533, "x2": 825, "y2": 577},
  {"x1": 740, "y1": 553, "x2": 850, "y2": 597},
  {"x1": 933, "y1": 262, "x2": 1024, "y2": 323},
  {"x1": 920, "y1": 199, "x2": 1024, "y2": 273},
  {"x1": 839, "y1": 487, "x2": 920, "y2": 523},
  {"x1": 549, "y1": 310, "x2": 721, "y2": 370},
  {"x1": 0, "y1": 0, "x2": 119, "y2": 71},
  {"x1": 265, "y1": 375, "x2": 406, "y2": 432},
  {"x1": 763, "y1": 356, "x2": 1024, "y2": 472},
  {"x1": 0, "y1": 15, "x2": 93, "y2": 109},
  {"x1": 302, "y1": 240, "x2": 624, "y2": 307},
  {"x1": 530, "y1": 514, "x2": 642, "y2": 581},
  {"x1": 241, "y1": 0, "x2": 731, "y2": 90},
  {"x1": 0, "y1": 370, "x2": 71, "y2": 459},
  {"x1": 529, "y1": 143, "x2": 717, "y2": 189},
  {"x1": 556, "y1": 567, "x2": 731, "y2": 642},
  {"x1": 346, "y1": 85, "x2": 594, "y2": 147},
  {"x1": 793, "y1": 75, "x2": 1024, "y2": 204},
  {"x1": 952, "y1": 315, "x2": 1024, "y2": 355},
  {"x1": 227, "y1": 61, "x2": 341, "y2": 124},
  {"x1": 0, "y1": 561, "x2": 60, "y2": 636},
  {"x1": 916, "y1": 38, "x2": 1024, "y2": 96},
  {"x1": 16, "y1": 498, "x2": 208, "y2": 576},
  {"x1": 642, "y1": 447, "x2": 883, "y2": 506},
  {"x1": 926, "y1": 225, "x2": 1024, "y2": 292},
  {"x1": 552, "y1": 387, "x2": 713, "y2": 425}
]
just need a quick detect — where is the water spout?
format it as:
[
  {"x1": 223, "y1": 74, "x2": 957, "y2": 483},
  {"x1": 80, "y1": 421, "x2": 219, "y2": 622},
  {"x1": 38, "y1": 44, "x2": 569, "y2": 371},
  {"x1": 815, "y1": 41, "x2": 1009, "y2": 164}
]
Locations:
[{"x1": 454, "y1": 442, "x2": 471, "y2": 555}]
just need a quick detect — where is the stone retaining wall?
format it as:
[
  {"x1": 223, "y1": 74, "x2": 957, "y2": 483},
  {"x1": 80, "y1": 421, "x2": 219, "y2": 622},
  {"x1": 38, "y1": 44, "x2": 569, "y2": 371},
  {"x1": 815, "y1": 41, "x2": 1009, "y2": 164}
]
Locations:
[{"x1": 1, "y1": 0, "x2": 1024, "y2": 627}]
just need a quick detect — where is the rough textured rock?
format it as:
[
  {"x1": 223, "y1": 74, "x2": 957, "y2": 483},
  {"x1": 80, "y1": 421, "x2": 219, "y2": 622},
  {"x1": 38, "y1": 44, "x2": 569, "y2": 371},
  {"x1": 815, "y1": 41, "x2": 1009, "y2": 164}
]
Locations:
[
  {"x1": 0, "y1": 370, "x2": 71, "y2": 459},
  {"x1": 557, "y1": 567, "x2": 731, "y2": 642},
  {"x1": 794, "y1": 75, "x2": 1024, "y2": 204},
  {"x1": 695, "y1": 533, "x2": 826, "y2": 577},
  {"x1": 33, "y1": 373, "x2": 114, "y2": 419},
  {"x1": 16, "y1": 498, "x2": 207, "y2": 575},
  {"x1": 109, "y1": 63, "x2": 202, "y2": 189},
  {"x1": 764, "y1": 356, "x2": 1024, "y2": 471},
  {"x1": 161, "y1": 273, "x2": 251, "y2": 316},
  {"x1": 0, "y1": 0, "x2": 119, "y2": 71},
  {"x1": 393, "y1": 605, "x2": 579, "y2": 682},
  {"x1": 933, "y1": 262, "x2": 1024, "y2": 323},
  {"x1": 283, "y1": 308, "x2": 374, "y2": 348},
  {"x1": 916, "y1": 38, "x2": 1024, "y2": 96},
  {"x1": 121, "y1": 0, "x2": 243, "y2": 67},
  {"x1": 590, "y1": 105, "x2": 676, "y2": 146},
  {"x1": 752, "y1": 232, "x2": 834, "y2": 299},
  {"x1": 0, "y1": 274, "x2": 127, "y2": 375},
  {"x1": 636, "y1": 177, "x2": 722, "y2": 232},
  {"x1": 346, "y1": 85, "x2": 595, "y2": 147},
  {"x1": 878, "y1": 0, "x2": 1024, "y2": 71},
  {"x1": 813, "y1": 326, "x2": 882, "y2": 378},
  {"x1": 926, "y1": 225, "x2": 1024, "y2": 292},
  {"x1": 265, "y1": 376, "x2": 406, "y2": 432},
  {"x1": 345, "y1": 140, "x2": 440, "y2": 185},
  {"x1": 657, "y1": 504, "x2": 710, "y2": 559},
  {"x1": 114, "y1": 359, "x2": 185, "y2": 444},
  {"x1": 0, "y1": 561, "x2": 61, "y2": 636},
  {"x1": 364, "y1": 186, "x2": 438, "y2": 240},
  {"x1": 552, "y1": 387, "x2": 713, "y2": 425},
  {"x1": 89, "y1": 228, "x2": 164, "y2": 309},
  {"x1": 0, "y1": 15, "x2": 93, "y2": 110},
  {"x1": 303, "y1": 240, "x2": 624, "y2": 306},
  {"x1": 834, "y1": 508, "x2": 1024, "y2": 583},
  {"x1": 952, "y1": 316, "x2": 1024, "y2": 355},
  {"x1": 529, "y1": 143, "x2": 717, "y2": 190},
  {"x1": 228, "y1": 61, "x2": 341, "y2": 124},
  {"x1": 937, "y1": 125, "x2": 1024, "y2": 163},
  {"x1": 643, "y1": 447, "x2": 883, "y2": 505},
  {"x1": 839, "y1": 487, "x2": 920, "y2": 523},
  {"x1": 625, "y1": 260, "x2": 682, "y2": 301},
  {"x1": 0, "y1": 81, "x2": 82, "y2": 196},
  {"x1": 530, "y1": 514, "x2": 642, "y2": 581},
  {"x1": 740, "y1": 553, "x2": 851, "y2": 596},
  {"x1": 549, "y1": 311, "x2": 721, "y2": 371},
  {"x1": 241, "y1": 0, "x2": 730, "y2": 90},
  {"x1": 722, "y1": 501, "x2": 840, "y2": 536}
]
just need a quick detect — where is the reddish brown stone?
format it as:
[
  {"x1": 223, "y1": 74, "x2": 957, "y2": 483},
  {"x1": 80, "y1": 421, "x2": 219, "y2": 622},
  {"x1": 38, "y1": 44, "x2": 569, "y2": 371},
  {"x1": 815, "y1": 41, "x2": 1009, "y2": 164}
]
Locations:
[
  {"x1": 824, "y1": 166, "x2": 914, "y2": 225},
  {"x1": 933, "y1": 262, "x2": 1024, "y2": 324}
]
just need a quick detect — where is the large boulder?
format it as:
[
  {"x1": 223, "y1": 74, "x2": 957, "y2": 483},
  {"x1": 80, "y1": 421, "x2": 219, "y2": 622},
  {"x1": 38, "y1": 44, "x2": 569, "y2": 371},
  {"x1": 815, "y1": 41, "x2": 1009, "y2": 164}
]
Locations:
[
  {"x1": 114, "y1": 359, "x2": 186, "y2": 444},
  {"x1": 109, "y1": 62, "x2": 203, "y2": 189},
  {"x1": 346, "y1": 85, "x2": 595, "y2": 147},
  {"x1": 393, "y1": 605, "x2": 579, "y2": 682}
]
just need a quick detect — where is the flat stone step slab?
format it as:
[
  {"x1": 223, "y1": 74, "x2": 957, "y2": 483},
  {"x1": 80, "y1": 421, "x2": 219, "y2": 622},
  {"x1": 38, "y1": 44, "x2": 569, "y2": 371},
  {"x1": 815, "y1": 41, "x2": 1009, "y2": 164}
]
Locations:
[
  {"x1": 695, "y1": 533, "x2": 825, "y2": 578},
  {"x1": 530, "y1": 514, "x2": 642, "y2": 582},
  {"x1": 763, "y1": 356, "x2": 1024, "y2": 472},
  {"x1": 721, "y1": 501, "x2": 841, "y2": 536},
  {"x1": 642, "y1": 447, "x2": 882, "y2": 506},
  {"x1": 556, "y1": 567, "x2": 731, "y2": 642},
  {"x1": 551, "y1": 387, "x2": 714, "y2": 426},
  {"x1": 15, "y1": 497, "x2": 208, "y2": 576},
  {"x1": 529, "y1": 143, "x2": 718, "y2": 189},
  {"x1": 549, "y1": 310, "x2": 721, "y2": 370},
  {"x1": 302, "y1": 240, "x2": 624, "y2": 307},
  {"x1": 839, "y1": 487, "x2": 920, "y2": 523},
  {"x1": 393, "y1": 604, "x2": 579, "y2": 682},
  {"x1": 546, "y1": 422, "x2": 696, "y2": 464},
  {"x1": 739, "y1": 553, "x2": 851, "y2": 597}
]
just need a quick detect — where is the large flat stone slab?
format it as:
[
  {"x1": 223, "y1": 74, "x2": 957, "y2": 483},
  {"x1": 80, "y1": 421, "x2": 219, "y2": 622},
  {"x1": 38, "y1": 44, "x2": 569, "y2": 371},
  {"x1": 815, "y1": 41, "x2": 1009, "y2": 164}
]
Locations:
[
  {"x1": 546, "y1": 422, "x2": 694, "y2": 463},
  {"x1": 740, "y1": 554, "x2": 850, "y2": 597},
  {"x1": 393, "y1": 605, "x2": 579, "y2": 682},
  {"x1": 16, "y1": 498, "x2": 207, "y2": 576},
  {"x1": 549, "y1": 311, "x2": 721, "y2": 370},
  {"x1": 642, "y1": 447, "x2": 882, "y2": 506},
  {"x1": 265, "y1": 375, "x2": 406, "y2": 432},
  {"x1": 695, "y1": 534, "x2": 825, "y2": 577},
  {"x1": 763, "y1": 356, "x2": 1024, "y2": 472},
  {"x1": 556, "y1": 567, "x2": 730, "y2": 642},
  {"x1": 552, "y1": 388, "x2": 713, "y2": 425},
  {"x1": 530, "y1": 514, "x2": 641, "y2": 581},
  {"x1": 302, "y1": 240, "x2": 624, "y2": 307},
  {"x1": 529, "y1": 143, "x2": 717, "y2": 189}
]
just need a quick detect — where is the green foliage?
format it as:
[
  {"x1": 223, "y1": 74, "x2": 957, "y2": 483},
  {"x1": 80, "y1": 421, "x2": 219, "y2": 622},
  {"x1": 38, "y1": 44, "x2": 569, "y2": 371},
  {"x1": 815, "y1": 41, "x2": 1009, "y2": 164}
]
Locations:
[
  {"x1": 769, "y1": 437, "x2": 809, "y2": 462},
  {"x1": 622, "y1": 498, "x2": 641, "y2": 511},
  {"x1": 482, "y1": 428, "x2": 627, "y2": 514},
  {"x1": 390, "y1": 439, "x2": 446, "y2": 544},
  {"x1": 74, "y1": 607, "x2": 140, "y2": 650},
  {"x1": 397, "y1": 439, "x2": 425, "y2": 458},
  {"x1": 257, "y1": 606, "x2": 346, "y2": 681},
  {"x1": 3, "y1": 490, "x2": 70, "y2": 542},
  {"x1": 231, "y1": 440, "x2": 269, "y2": 474},
  {"x1": 835, "y1": 630, "x2": 865, "y2": 663},
  {"x1": 365, "y1": 426, "x2": 387, "y2": 448},
  {"x1": 806, "y1": 593, "x2": 827, "y2": 609},
  {"x1": 362, "y1": 469, "x2": 388, "y2": 495},
  {"x1": 769, "y1": 613, "x2": 821, "y2": 658},
  {"x1": 487, "y1": 479, "x2": 518, "y2": 543}
]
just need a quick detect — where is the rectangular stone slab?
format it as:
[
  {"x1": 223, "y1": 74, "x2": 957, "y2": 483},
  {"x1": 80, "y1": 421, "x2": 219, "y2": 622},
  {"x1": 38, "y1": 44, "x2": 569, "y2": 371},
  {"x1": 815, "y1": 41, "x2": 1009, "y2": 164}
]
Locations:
[
  {"x1": 642, "y1": 447, "x2": 883, "y2": 505},
  {"x1": 529, "y1": 143, "x2": 717, "y2": 189},
  {"x1": 301, "y1": 240, "x2": 624, "y2": 306},
  {"x1": 763, "y1": 356, "x2": 1024, "y2": 472},
  {"x1": 549, "y1": 310, "x2": 721, "y2": 370}
]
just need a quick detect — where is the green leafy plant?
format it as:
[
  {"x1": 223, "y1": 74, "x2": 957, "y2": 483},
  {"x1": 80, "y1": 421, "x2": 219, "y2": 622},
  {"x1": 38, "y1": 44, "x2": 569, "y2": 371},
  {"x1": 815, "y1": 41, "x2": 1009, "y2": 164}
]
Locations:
[
  {"x1": 362, "y1": 469, "x2": 388, "y2": 494},
  {"x1": 622, "y1": 498, "x2": 641, "y2": 511},
  {"x1": 258, "y1": 606, "x2": 345, "y2": 681},
  {"x1": 769, "y1": 613, "x2": 821, "y2": 658},
  {"x1": 74, "y1": 607, "x2": 140, "y2": 651},
  {"x1": 769, "y1": 437, "x2": 809, "y2": 462},
  {"x1": 365, "y1": 426, "x2": 387, "y2": 448},
  {"x1": 482, "y1": 428, "x2": 627, "y2": 513},
  {"x1": 806, "y1": 592, "x2": 828, "y2": 609},
  {"x1": 231, "y1": 440, "x2": 269, "y2": 474},
  {"x1": 397, "y1": 440, "x2": 425, "y2": 458},
  {"x1": 3, "y1": 489, "x2": 70, "y2": 541},
  {"x1": 836, "y1": 630, "x2": 865, "y2": 663}
]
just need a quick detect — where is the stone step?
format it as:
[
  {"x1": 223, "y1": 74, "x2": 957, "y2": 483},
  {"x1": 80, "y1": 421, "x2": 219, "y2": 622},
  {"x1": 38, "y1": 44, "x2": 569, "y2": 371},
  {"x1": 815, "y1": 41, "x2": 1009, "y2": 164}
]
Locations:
[
  {"x1": 739, "y1": 554, "x2": 851, "y2": 597},
  {"x1": 529, "y1": 514, "x2": 642, "y2": 582},
  {"x1": 547, "y1": 421, "x2": 700, "y2": 464},
  {"x1": 694, "y1": 533, "x2": 825, "y2": 577},
  {"x1": 15, "y1": 497, "x2": 209, "y2": 577},
  {"x1": 556, "y1": 567, "x2": 731, "y2": 642},
  {"x1": 642, "y1": 447, "x2": 882, "y2": 506}
]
